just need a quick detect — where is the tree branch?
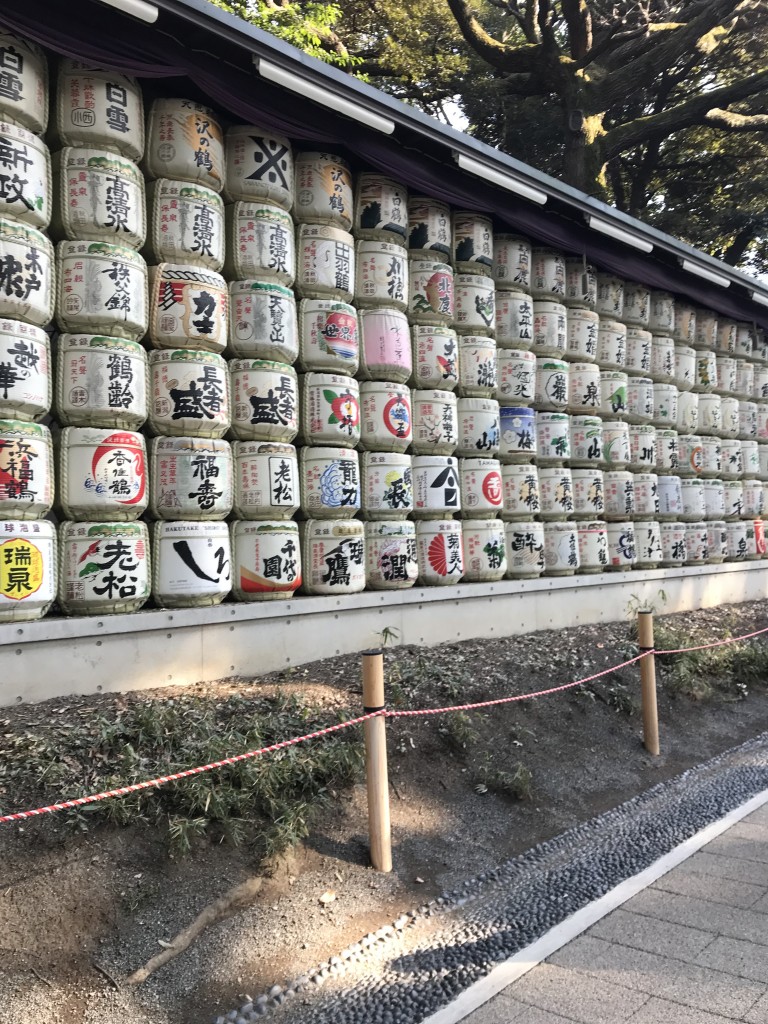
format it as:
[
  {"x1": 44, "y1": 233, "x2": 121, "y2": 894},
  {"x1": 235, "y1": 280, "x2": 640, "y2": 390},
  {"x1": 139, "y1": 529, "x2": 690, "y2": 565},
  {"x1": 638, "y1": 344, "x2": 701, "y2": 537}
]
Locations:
[
  {"x1": 445, "y1": 0, "x2": 543, "y2": 72},
  {"x1": 705, "y1": 107, "x2": 768, "y2": 131}
]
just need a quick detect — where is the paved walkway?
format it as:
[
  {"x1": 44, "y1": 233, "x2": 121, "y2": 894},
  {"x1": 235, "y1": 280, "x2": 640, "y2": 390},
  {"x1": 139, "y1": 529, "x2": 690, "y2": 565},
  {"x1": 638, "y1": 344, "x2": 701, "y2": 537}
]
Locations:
[{"x1": 463, "y1": 803, "x2": 768, "y2": 1024}]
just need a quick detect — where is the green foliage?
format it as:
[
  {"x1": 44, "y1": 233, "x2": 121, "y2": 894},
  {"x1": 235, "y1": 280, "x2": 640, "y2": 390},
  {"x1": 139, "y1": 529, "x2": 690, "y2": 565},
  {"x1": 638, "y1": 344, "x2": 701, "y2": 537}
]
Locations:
[{"x1": 475, "y1": 756, "x2": 532, "y2": 801}]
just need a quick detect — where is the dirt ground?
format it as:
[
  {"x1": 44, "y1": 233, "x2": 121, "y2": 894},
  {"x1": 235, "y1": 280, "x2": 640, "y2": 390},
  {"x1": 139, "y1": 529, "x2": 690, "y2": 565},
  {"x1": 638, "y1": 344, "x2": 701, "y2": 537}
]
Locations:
[{"x1": 1, "y1": 600, "x2": 768, "y2": 1024}]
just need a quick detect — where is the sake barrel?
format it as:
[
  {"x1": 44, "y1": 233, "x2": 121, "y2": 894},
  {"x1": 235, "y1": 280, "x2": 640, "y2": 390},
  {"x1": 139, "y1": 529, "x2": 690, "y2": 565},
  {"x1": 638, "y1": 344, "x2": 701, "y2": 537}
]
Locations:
[
  {"x1": 650, "y1": 334, "x2": 675, "y2": 383},
  {"x1": 0, "y1": 419, "x2": 52, "y2": 518},
  {"x1": 564, "y1": 259, "x2": 597, "y2": 310},
  {"x1": 144, "y1": 178, "x2": 224, "y2": 272},
  {"x1": 358, "y1": 306, "x2": 412, "y2": 383},
  {"x1": 657, "y1": 475, "x2": 683, "y2": 520},
  {"x1": 723, "y1": 480, "x2": 744, "y2": 519},
  {"x1": 452, "y1": 211, "x2": 493, "y2": 276},
  {"x1": 299, "y1": 372, "x2": 360, "y2": 448},
  {"x1": 224, "y1": 200, "x2": 294, "y2": 284},
  {"x1": 759, "y1": 406, "x2": 768, "y2": 445},
  {"x1": 577, "y1": 521, "x2": 609, "y2": 573},
  {"x1": 149, "y1": 348, "x2": 230, "y2": 439},
  {"x1": 231, "y1": 520, "x2": 301, "y2": 600},
  {"x1": 295, "y1": 224, "x2": 354, "y2": 302},
  {"x1": 354, "y1": 174, "x2": 408, "y2": 245},
  {"x1": 54, "y1": 62, "x2": 143, "y2": 161},
  {"x1": 492, "y1": 234, "x2": 531, "y2": 291},
  {"x1": 758, "y1": 443, "x2": 768, "y2": 481},
  {"x1": 680, "y1": 478, "x2": 705, "y2": 521},
  {"x1": 224, "y1": 125, "x2": 293, "y2": 210},
  {"x1": 359, "y1": 380, "x2": 411, "y2": 453},
  {"x1": 721, "y1": 439, "x2": 743, "y2": 479},
  {"x1": 53, "y1": 146, "x2": 144, "y2": 248},
  {"x1": 411, "y1": 325, "x2": 459, "y2": 391},
  {"x1": 0, "y1": 519, "x2": 56, "y2": 622},
  {"x1": 595, "y1": 274, "x2": 624, "y2": 319},
  {"x1": 56, "y1": 239, "x2": 146, "y2": 340},
  {"x1": 603, "y1": 470, "x2": 635, "y2": 521},
  {"x1": 696, "y1": 393, "x2": 722, "y2": 437},
  {"x1": 602, "y1": 420, "x2": 630, "y2": 468},
  {"x1": 720, "y1": 396, "x2": 740, "y2": 438},
  {"x1": 694, "y1": 350, "x2": 717, "y2": 393},
  {"x1": 628, "y1": 424, "x2": 657, "y2": 472},
  {"x1": 695, "y1": 308, "x2": 718, "y2": 351},
  {"x1": 297, "y1": 298, "x2": 358, "y2": 374},
  {"x1": 530, "y1": 247, "x2": 565, "y2": 301},
  {"x1": 567, "y1": 363, "x2": 601, "y2": 415},
  {"x1": 415, "y1": 519, "x2": 464, "y2": 585},
  {"x1": 677, "y1": 434, "x2": 704, "y2": 477},
  {"x1": 148, "y1": 264, "x2": 227, "y2": 353},
  {"x1": 535, "y1": 411, "x2": 570, "y2": 464},
  {"x1": 531, "y1": 301, "x2": 566, "y2": 357},
  {"x1": 228, "y1": 280, "x2": 298, "y2": 363},
  {"x1": 408, "y1": 259, "x2": 454, "y2": 326},
  {"x1": 495, "y1": 289, "x2": 534, "y2": 349},
  {"x1": 300, "y1": 445, "x2": 359, "y2": 519},
  {"x1": 656, "y1": 429, "x2": 680, "y2": 476},
  {"x1": 673, "y1": 345, "x2": 696, "y2": 392},
  {"x1": 706, "y1": 521, "x2": 727, "y2": 563},
  {"x1": 754, "y1": 365, "x2": 768, "y2": 401},
  {"x1": 501, "y1": 463, "x2": 540, "y2": 520},
  {"x1": 293, "y1": 151, "x2": 352, "y2": 231},
  {"x1": 149, "y1": 435, "x2": 232, "y2": 520},
  {"x1": 673, "y1": 302, "x2": 696, "y2": 345},
  {"x1": 0, "y1": 319, "x2": 50, "y2": 421},
  {"x1": 411, "y1": 389, "x2": 457, "y2": 454},
  {"x1": 498, "y1": 405, "x2": 536, "y2": 463},
  {"x1": 58, "y1": 520, "x2": 149, "y2": 615},
  {"x1": 0, "y1": 121, "x2": 50, "y2": 230},
  {"x1": 411, "y1": 454, "x2": 460, "y2": 518},
  {"x1": 459, "y1": 457, "x2": 503, "y2": 518},
  {"x1": 633, "y1": 473, "x2": 660, "y2": 520},
  {"x1": 539, "y1": 466, "x2": 574, "y2": 520},
  {"x1": 725, "y1": 519, "x2": 749, "y2": 561},
  {"x1": 534, "y1": 357, "x2": 569, "y2": 412},
  {"x1": 407, "y1": 197, "x2": 451, "y2": 259},
  {"x1": 598, "y1": 370, "x2": 628, "y2": 419},
  {"x1": 566, "y1": 307, "x2": 599, "y2": 362},
  {"x1": 700, "y1": 435, "x2": 722, "y2": 478},
  {"x1": 361, "y1": 451, "x2": 413, "y2": 519},
  {"x1": 505, "y1": 520, "x2": 545, "y2": 578},
  {"x1": 676, "y1": 390, "x2": 699, "y2": 433},
  {"x1": 233, "y1": 441, "x2": 299, "y2": 520},
  {"x1": 739, "y1": 400, "x2": 758, "y2": 441},
  {"x1": 543, "y1": 521, "x2": 579, "y2": 575},
  {"x1": 635, "y1": 520, "x2": 663, "y2": 568},
  {"x1": 651, "y1": 383, "x2": 678, "y2": 429},
  {"x1": 0, "y1": 219, "x2": 54, "y2": 326},
  {"x1": 459, "y1": 334, "x2": 497, "y2": 397},
  {"x1": 463, "y1": 518, "x2": 506, "y2": 581},
  {"x1": 56, "y1": 334, "x2": 147, "y2": 429},
  {"x1": 622, "y1": 282, "x2": 650, "y2": 328},
  {"x1": 684, "y1": 522, "x2": 708, "y2": 564},
  {"x1": 625, "y1": 327, "x2": 653, "y2": 377},
  {"x1": 454, "y1": 274, "x2": 495, "y2": 336},
  {"x1": 300, "y1": 519, "x2": 366, "y2": 595},
  {"x1": 752, "y1": 520, "x2": 766, "y2": 560},
  {"x1": 734, "y1": 321, "x2": 754, "y2": 359},
  {"x1": 596, "y1": 318, "x2": 627, "y2": 370},
  {"x1": 715, "y1": 356, "x2": 738, "y2": 396},
  {"x1": 229, "y1": 359, "x2": 297, "y2": 442},
  {"x1": 702, "y1": 479, "x2": 725, "y2": 521},
  {"x1": 717, "y1": 318, "x2": 737, "y2": 354},
  {"x1": 572, "y1": 467, "x2": 604, "y2": 519},
  {"x1": 570, "y1": 416, "x2": 603, "y2": 467},
  {"x1": 650, "y1": 291, "x2": 674, "y2": 334},
  {"x1": 152, "y1": 520, "x2": 231, "y2": 607},
  {"x1": 743, "y1": 479, "x2": 764, "y2": 519},
  {"x1": 660, "y1": 520, "x2": 686, "y2": 566},
  {"x1": 365, "y1": 520, "x2": 417, "y2": 590},
  {"x1": 354, "y1": 240, "x2": 408, "y2": 310},
  {"x1": 144, "y1": 99, "x2": 223, "y2": 192},
  {"x1": 0, "y1": 31, "x2": 47, "y2": 135},
  {"x1": 605, "y1": 521, "x2": 636, "y2": 571},
  {"x1": 59, "y1": 426, "x2": 147, "y2": 520},
  {"x1": 496, "y1": 347, "x2": 534, "y2": 404},
  {"x1": 626, "y1": 378, "x2": 654, "y2": 424},
  {"x1": 742, "y1": 439, "x2": 760, "y2": 477}
]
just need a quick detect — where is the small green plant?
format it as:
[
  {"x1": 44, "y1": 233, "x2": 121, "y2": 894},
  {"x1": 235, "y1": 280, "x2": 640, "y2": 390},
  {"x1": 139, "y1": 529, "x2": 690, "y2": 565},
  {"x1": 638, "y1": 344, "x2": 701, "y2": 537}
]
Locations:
[
  {"x1": 438, "y1": 711, "x2": 478, "y2": 754},
  {"x1": 475, "y1": 756, "x2": 532, "y2": 800}
]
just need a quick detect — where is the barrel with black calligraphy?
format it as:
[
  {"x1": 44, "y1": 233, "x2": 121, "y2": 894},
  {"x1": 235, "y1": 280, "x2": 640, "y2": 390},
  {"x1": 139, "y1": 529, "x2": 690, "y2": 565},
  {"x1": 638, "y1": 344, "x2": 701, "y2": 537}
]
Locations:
[
  {"x1": 0, "y1": 31, "x2": 48, "y2": 135},
  {"x1": 365, "y1": 521, "x2": 417, "y2": 590},
  {"x1": 53, "y1": 147, "x2": 144, "y2": 248},
  {"x1": 0, "y1": 519, "x2": 56, "y2": 622},
  {"x1": 452, "y1": 212, "x2": 493, "y2": 276},
  {"x1": 149, "y1": 348, "x2": 230, "y2": 439},
  {"x1": 358, "y1": 307, "x2": 412, "y2": 383},
  {"x1": 411, "y1": 390, "x2": 458, "y2": 455},
  {"x1": 224, "y1": 125, "x2": 293, "y2": 210},
  {"x1": 229, "y1": 359, "x2": 297, "y2": 443},
  {"x1": 293, "y1": 151, "x2": 353, "y2": 231},
  {"x1": 412, "y1": 455, "x2": 460, "y2": 519},
  {"x1": 501, "y1": 463, "x2": 540, "y2": 520},
  {"x1": 492, "y1": 234, "x2": 531, "y2": 291},
  {"x1": 622, "y1": 282, "x2": 650, "y2": 329},
  {"x1": 231, "y1": 520, "x2": 301, "y2": 601},
  {"x1": 146, "y1": 179, "x2": 224, "y2": 271},
  {"x1": 295, "y1": 224, "x2": 355, "y2": 303},
  {"x1": 56, "y1": 239, "x2": 146, "y2": 340},
  {"x1": 409, "y1": 260, "x2": 454, "y2": 326},
  {"x1": 459, "y1": 457, "x2": 503, "y2": 518},
  {"x1": 0, "y1": 419, "x2": 53, "y2": 519},
  {"x1": 56, "y1": 334, "x2": 147, "y2": 429},
  {"x1": 58, "y1": 520, "x2": 149, "y2": 615},
  {"x1": 359, "y1": 381, "x2": 411, "y2": 453},
  {"x1": 229, "y1": 280, "x2": 299, "y2": 363},
  {"x1": 412, "y1": 325, "x2": 460, "y2": 391},
  {"x1": 595, "y1": 274, "x2": 623, "y2": 319},
  {"x1": 605, "y1": 521, "x2": 636, "y2": 571},
  {"x1": 149, "y1": 436, "x2": 232, "y2": 521},
  {"x1": 415, "y1": 519, "x2": 464, "y2": 586},
  {"x1": 496, "y1": 347, "x2": 535, "y2": 405},
  {"x1": 456, "y1": 398, "x2": 500, "y2": 457},
  {"x1": 297, "y1": 298, "x2": 358, "y2": 374},
  {"x1": 148, "y1": 264, "x2": 227, "y2": 354},
  {"x1": 407, "y1": 197, "x2": 451, "y2": 260},
  {"x1": 462, "y1": 518, "x2": 506, "y2": 581},
  {"x1": 0, "y1": 319, "x2": 50, "y2": 422},
  {"x1": 54, "y1": 61, "x2": 143, "y2": 160},
  {"x1": 300, "y1": 518, "x2": 366, "y2": 595},
  {"x1": 354, "y1": 174, "x2": 408, "y2": 245},
  {"x1": 232, "y1": 441, "x2": 299, "y2": 521},
  {"x1": 152, "y1": 520, "x2": 231, "y2": 608},
  {"x1": 299, "y1": 372, "x2": 360, "y2": 448},
  {"x1": 495, "y1": 288, "x2": 534, "y2": 349},
  {"x1": 59, "y1": 426, "x2": 147, "y2": 521},
  {"x1": 706, "y1": 520, "x2": 728, "y2": 563},
  {"x1": 225, "y1": 200, "x2": 294, "y2": 285},
  {"x1": 354, "y1": 240, "x2": 408, "y2": 311},
  {"x1": 457, "y1": 334, "x2": 496, "y2": 397},
  {"x1": 504, "y1": 520, "x2": 545, "y2": 578},
  {"x1": 564, "y1": 260, "x2": 596, "y2": 310},
  {"x1": 144, "y1": 99, "x2": 223, "y2": 192},
  {"x1": 543, "y1": 521, "x2": 579, "y2": 575},
  {"x1": 300, "y1": 446, "x2": 360, "y2": 519},
  {"x1": 576, "y1": 521, "x2": 608, "y2": 573},
  {"x1": 454, "y1": 274, "x2": 495, "y2": 336},
  {"x1": 361, "y1": 451, "x2": 413, "y2": 519},
  {"x1": 0, "y1": 219, "x2": 54, "y2": 327},
  {"x1": 0, "y1": 121, "x2": 50, "y2": 230}
]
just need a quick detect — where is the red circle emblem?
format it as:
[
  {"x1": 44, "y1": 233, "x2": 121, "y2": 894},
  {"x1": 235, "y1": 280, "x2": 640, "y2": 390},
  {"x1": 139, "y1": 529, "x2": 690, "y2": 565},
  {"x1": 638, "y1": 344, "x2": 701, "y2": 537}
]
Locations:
[{"x1": 482, "y1": 471, "x2": 503, "y2": 505}]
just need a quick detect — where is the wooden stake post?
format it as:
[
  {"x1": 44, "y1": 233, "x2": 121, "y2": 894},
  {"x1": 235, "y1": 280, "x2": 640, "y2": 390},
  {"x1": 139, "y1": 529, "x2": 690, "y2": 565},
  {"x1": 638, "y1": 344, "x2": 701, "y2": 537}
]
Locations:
[
  {"x1": 362, "y1": 650, "x2": 392, "y2": 872},
  {"x1": 638, "y1": 611, "x2": 660, "y2": 756}
]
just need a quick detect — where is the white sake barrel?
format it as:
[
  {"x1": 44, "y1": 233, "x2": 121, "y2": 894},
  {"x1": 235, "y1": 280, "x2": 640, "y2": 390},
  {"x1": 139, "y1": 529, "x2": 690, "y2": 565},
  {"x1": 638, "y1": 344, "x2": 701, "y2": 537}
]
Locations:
[
  {"x1": 706, "y1": 521, "x2": 728, "y2": 563},
  {"x1": 634, "y1": 473, "x2": 660, "y2": 519},
  {"x1": 572, "y1": 467, "x2": 604, "y2": 519},
  {"x1": 673, "y1": 345, "x2": 696, "y2": 392},
  {"x1": 660, "y1": 521, "x2": 686, "y2": 566},
  {"x1": 408, "y1": 259, "x2": 453, "y2": 326},
  {"x1": 626, "y1": 378, "x2": 654, "y2": 424},
  {"x1": 493, "y1": 234, "x2": 531, "y2": 291},
  {"x1": 628, "y1": 423, "x2": 657, "y2": 473},
  {"x1": 460, "y1": 337, "x2": 495, "y2": 397},
  {"x1": 501, "y1": 463, "x2": 540, "y2": 520},
  {"x1": 531, "y1": 301, "x2": 566, "y2": 356},
  {"x1": 649, "y1": 291, "x2": 674, "y2": 334},
  {"x1": 152, "y1": 520, "x2": 231, "y2": 607},
  {"x1": 354, "y1": 240, "x2": 407, "y2": 311},
  {"x1": 602, "y1": 420, "x2": 630, "y2": 468},
  {"x1": 498, "y1": 405, "x2": 536, "y2": 463},
  {"x1": 299, "y1": 372, "x2": 360, "y2": 448},
  {"x1": 702, "y1": 479, "x2": 725, "y2": 521},
  {"x1": 739, "y1": 400, "x2": 758, "y2": 440},
  {"x1": 677, "y1": 434, "x2": 704, "y2": 477},
  {"x1": 539, "y1": 466, "x2": 574, "y2": 520},
  {"x1": 673, "y1": 302, "x2": 696, "y2": 345},
  {"x1": 577, "y1": 521, "x2": 609, "y2": 573},
  {"x1": 0, "y1": 519, "x2": 56, "y2": 622},
  {"x1": 715, "y1": 355, "x2": 738, "y2": 396},
  {"x1": 0, "y1": 319, "x2": 50, "y2": 421},
  {"x1": 531, "y1": 247, "x2": 565, "y2": 301},
  {"x1": 651, "y1": 383, "x2": 678, "y2": 429},
  {"x1": 415, "y1": 519, "x2": 463, "y2": 586},
  {"x1": 570, "y1": 416, "x2": 603, "y2": 467},
  {"x1": 452, "y1": 211, "x2": 493, "y2": 276},
  {"x1": 604, "y1": 470, "x2": 635, "y2": 521},
  {"x1": 754, "y1": 366, "x2": 768, "y2": 401},
  {"x1": 725, "y1": 520, "x2": 749, "y2": 560},
  {"x1": 693, "y1": 350, "x2": 717, "y2": 393},
  {"x1": 59, "y1": 426, "x2": 147, "y2": 520},
  {"x1": 598, "y1": 370, "x2": 628, "y2": 419},
  {"x1": 595, "y1": 274, "x2": 624, "y2": 319},
  {"x1": 359, "y1": 380, "x2": 411, "y2": 452},
  {"x1": 56, "y1": 334, "x2": 147, "y2": 429},
  {"x1": 695, "y1": 309, "x2": 718, "y2": 351},
  {"x1": 656, "y1": 429, "x2": 680, "y2": 476},
  {"x1": 365, "y1": 520, "x2": 417, "y2": 590},
  {"x1": 533, "y1": 357, "x2": 569, "y2": 412},
  {"x1": 564, "y1": 259, "x2": 596, "y2": 310},
  {"x1": 295, "y1": 223, "x2": 354, "y2": 302},
  {"x1": 567, "y1": 363, "x2": 601, "y2": 415},
  {"x1": 606, "y1": 521, "x2": 636, "y2": 571},
  {"x1": 224, "y1": 125, "x2": 293, "y2": 210},
  {"x1": 696, "y1": 393, "x2": 722, "y2": 436},
  {"x1": 535, "y1": 411, "x2": 570, "y2": 464},
  {"x1": 0, "y1": 419, "x2": 52, "y2": 519},
  {"x1": 720, "y1": 396, "x2": 740, "y2": 438},
  {"x1": 743, "y1": 479, "x2": 764, "y2": 519},
  {"x1": 58, "y1": 520, "x2": 149, "y2": 615},
  {"x1": 684, "y1": 522, "x2": 708, "y2": 564},
  {"x1": 723, "y1": 480, "x2": 745, "y2": 519},
  {"x1": 228, "y1": 280, "x2": 298, "y2": 363},
  {"x1": 297, "y1": 298, "x2": 358, "y2": 374},
  {"x1": 760, "y1": 445, "x2": 768, "y2": 481},
  {"x1": 231, "y1": 520, "x2": 301, "y2": 600},
  {"x1": 566, "y1": 307, "x2": 599, "y2": 362},
  {"x1": 700, "y1": 435, "x2": 722, "y2": 478},
  {"x1": 300, "y1": 446, "x2": 360, "y2": 519},
  {"x1": 543, "y1": 520, "x2": 579, "y2": 575},
  {"x1": 0, "y1": 219, "x2": 54, "y2": 326},
  {"x1": 754, "y1": 330, "x2": 768, "y2": 364},
  {"x1": 717, "y1": 318, "x2": 737, "y2": 354},
  {"x1": 148, "y1": 348, "x2": 230, "y2": 439},
  {"x1": 623, "y1": 283, "x2": 650, "y2": 328},
  {"x1": 0, "y1": 121, "x2": 49, "y2": 230},
  {"x1": 354, "y1": 173, "x2": 408, "y2": 245},
  {"x1": 463, "y1": 518, "x2": 506, "y2": 581},
  {"x1": 144, "y1": 99, "x2": 223, "y2": 191},
  {"x1": 596, "y1": 318, "x2": 627, "y2": 370},
  {"x1": 680, "y1": 478, "x2": 705, "y2": 521},
  {"x1": 411, "y1": 325, "x2": 459, "y2": 391},
  {"x1": 233, "y1": 441, "x2": 299, "y2": 520},
  {"x1": 626, "y1": 327, "x2": 653, "y2": 377},
  {"x1": 149, "y1": 436, "x2": 232, "y2": 521},
  {"x1": 358, "y1": 306, "x2": 412, "y2": 383},
  {"x1": 676, "y1": 390, "x2": 699, "y2": 433},
  {"x1": 411, "y1": 389, "x2": 457, "y2": 454},
  {"x1": 300, "y1": 519, "x2": 366, "y2": 595},
  {"x1": 361, "y1": 451, "x2": 413, "y2": 519},
  {"x1": 459, "y1": 457, "x2": 503, "y2": 518},
  {"x1": 455, "y1": 273, "x2": 495, "y2": 336},
  {"x1": 505, "y1": 520, "x2": 545, "y2": 578},
  {"x1": 53, "y1": 146, "x2": 143, "y2": 247},
  {"x1": 148, "y1": 264, "x2": 227, "y2": 353},
  {"x1": 411, "y1": 455, "x2": 460, "y2": 518},
  {"x1": 56, "y1": 239, "x2": 146, "y2": 340},
  {"x1": 407, "y1": 197, "x2": 451, "y2": 260},
  {"x1": 229, "y1": 359, "x2": 297, "y2": 442},
  {"x1": 635, "y1": 520, "x2": 663, "y2": 568},
  {"x1": 0, "y1": 31, "x2": 47, "y2": 134},
  {"x1": 146, "y1": 178, "x2": 224, "y2": 271},
  {"x1": 293, "y1": 151, "x2": 352, "y2": 230},
  {"x1": 742, "y1": 439, "x2": 760, "y2": 477},
  {"x1": 721, "y1": 439, "x2": 743, "y2": 479},
  {"x1": 224, "y1": 200, "x2": 293, "y2": 284},
  {"x1": 658, "y1": 476, "x2": 683, "y2": 519},
  {"x1": 495, "y1": 289, "x2": 534, "y2": 349},
  {"x1": 54, "y1": 61, "x2": 143, "y2": 160},
  {"x1": 734, "y1": 322, "x2": 754, "y2": 359},
  {"x1": 650, "y1": 334, "x2": 675, "y2": 383}
]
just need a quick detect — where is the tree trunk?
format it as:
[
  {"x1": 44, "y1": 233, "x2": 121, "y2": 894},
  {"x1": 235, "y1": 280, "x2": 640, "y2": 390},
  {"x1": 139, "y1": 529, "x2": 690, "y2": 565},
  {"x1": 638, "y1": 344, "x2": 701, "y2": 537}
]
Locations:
[{"x1": 562, "y1": 108, "x2": 609, "y2": 199}]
